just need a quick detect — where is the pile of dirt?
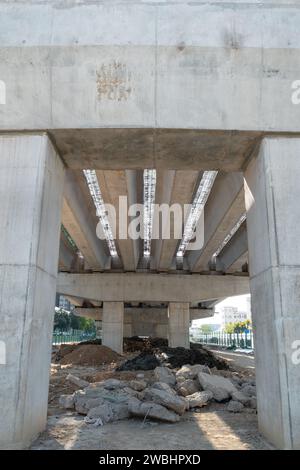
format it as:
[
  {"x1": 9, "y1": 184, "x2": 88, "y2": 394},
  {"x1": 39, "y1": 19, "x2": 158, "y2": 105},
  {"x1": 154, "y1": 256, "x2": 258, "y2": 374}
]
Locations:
[
  {"x1": 58, "y1": 344, "x2": 121, "y2": 366},
  {"x1": 117, "y1": 343, "x2": 228, "y2": 371},
  {"x1": 123, "y1": 336, "x2": 168, "y2": 352}
]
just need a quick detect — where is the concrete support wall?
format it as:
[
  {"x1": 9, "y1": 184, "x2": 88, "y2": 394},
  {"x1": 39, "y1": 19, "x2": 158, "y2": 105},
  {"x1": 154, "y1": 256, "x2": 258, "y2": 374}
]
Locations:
[
  {"x1": 245, "y1": 137, "x2": 300, "y2": 449},
  {"x1": 168, "y1": 302, "x2": 190, "y2": 348},
  {"x1": 102, "y1": 302, "x2": 124, "y2": 354},
  {"x1": 0, "y1": 134, "x2": 64, "y2": 449}
]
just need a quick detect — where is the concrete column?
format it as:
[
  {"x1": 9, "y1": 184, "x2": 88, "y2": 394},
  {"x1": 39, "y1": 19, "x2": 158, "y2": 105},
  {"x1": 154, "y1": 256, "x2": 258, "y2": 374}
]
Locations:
[
  {"x1": 0, "y1": 134, "x2": 65, "y2": 449},
  {"x1": 168, "y1": 302, "x2": 190, "y2": 348},
  {"x1": 244, "y1": 137, "x2": 300, "y2": 449},
  {"x1": 102, "y1": 302, "x2": 124, "y2": 354}
]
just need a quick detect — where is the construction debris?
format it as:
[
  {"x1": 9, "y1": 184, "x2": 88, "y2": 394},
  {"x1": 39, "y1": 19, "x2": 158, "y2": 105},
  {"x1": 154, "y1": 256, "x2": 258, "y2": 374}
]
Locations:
[
  {"x1": 66, "y1": 373, "x2": 89, "y2": 389},
  {"x1": 59, "y1": 363, "x2": 257, "y2": 425}
]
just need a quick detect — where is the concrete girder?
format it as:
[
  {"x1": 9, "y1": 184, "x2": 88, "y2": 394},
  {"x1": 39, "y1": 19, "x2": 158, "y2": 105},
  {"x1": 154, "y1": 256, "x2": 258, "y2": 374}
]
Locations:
[
  {"x1": 57, "y1": 272, "x2": 249, "y2": 303},
  {"x1": 188, "y1": 172, "x2": 245, "y2": 272},
  {"x1": 58, "y1": 232, "x2": 77, "y2": 271},
  {"x1": 62, "y1": 170, "x2": 110, "y2": 271},
  {"x1": 216, "y1": 220, "x2": 248, "y2": 273},
  {"x1": 96, "y1": 170, "x2": 137, "y2": 271},
  {"x1": 152, "y1": 170, "x2": 199, "y2": 271},
  {"x1": 126, "y1": 170, "x2": 144, "y2": 269}
]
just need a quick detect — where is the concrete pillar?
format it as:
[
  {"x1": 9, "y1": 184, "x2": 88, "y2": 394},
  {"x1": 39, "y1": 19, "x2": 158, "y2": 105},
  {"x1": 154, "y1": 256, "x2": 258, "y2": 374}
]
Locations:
[
  {"x1": 0, "y1": 134, "x2": 65, "y2": 449},
  {"x1": 102, "y1": 302, "x2": 124, "y2": 354},
  {"x1": 168, "y1": 302, "x2": 190, "y2": 348},
  {"x1": 244, "y1": 137, "x2": 300, "y2": 449}
]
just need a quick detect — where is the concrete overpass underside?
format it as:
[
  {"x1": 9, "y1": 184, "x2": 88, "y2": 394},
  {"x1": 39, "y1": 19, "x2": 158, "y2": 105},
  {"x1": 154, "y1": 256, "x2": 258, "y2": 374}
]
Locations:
[{"x1": 1, "y1": 0, "x2": 300, "y2": 450}]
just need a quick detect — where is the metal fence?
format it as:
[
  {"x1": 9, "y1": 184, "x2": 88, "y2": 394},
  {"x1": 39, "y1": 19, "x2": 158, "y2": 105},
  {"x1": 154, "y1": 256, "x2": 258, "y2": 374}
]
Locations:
[
  {"x1": 52, "y1": 329, "x2": 96, "y2": 345},
  {"x1": 192, "y1": 331, "x2": 254, "y2": 350}
]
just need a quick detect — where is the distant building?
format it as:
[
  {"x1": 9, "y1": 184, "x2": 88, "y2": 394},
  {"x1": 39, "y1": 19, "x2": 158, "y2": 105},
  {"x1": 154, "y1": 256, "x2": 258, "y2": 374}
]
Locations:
[
  {"x1": 55, "y1": 294, "x2": 74, "y2": 313},
  {"x1": 223, "y1": 306, "x2": 250, "y2": 325}
]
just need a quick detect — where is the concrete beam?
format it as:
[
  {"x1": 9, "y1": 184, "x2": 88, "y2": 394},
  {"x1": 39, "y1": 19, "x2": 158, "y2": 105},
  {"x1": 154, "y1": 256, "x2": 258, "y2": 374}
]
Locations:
[
  {"x1": 216, "y1": 220, "x2": 248, "y2": 273},
  {"x1": 62, "y1": 170, "x2": 110, "y2": 271},
  {"x1": 126, "y1": 170, "x2": 144, "y2": 269},
  {"x1": 153, "y1": 170, "x2": 199, "y2": 271},
  {"x1": 96, "y1": 170, "x2": 137, "y2": 271},
  {"x1": 58, "y1": 232, "x2": 77, "y2": 271},
  {"x1": 188, "y1": 172, "x2": 245, "y2": 272},
  {"x1": 1, "y1": 2, "x2": 300, "y2": 137},
  {"x1": 74, "y1": 306, "x2": 213, "y2": 322},
  {"x1": 57, "y1": 272, "x2": 249, "y2": 303}
]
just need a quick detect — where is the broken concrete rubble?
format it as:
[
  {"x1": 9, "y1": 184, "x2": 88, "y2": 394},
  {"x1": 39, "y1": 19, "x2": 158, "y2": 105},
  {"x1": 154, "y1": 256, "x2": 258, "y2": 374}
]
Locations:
[
  {"x1": 227, "y1": 400, "x2": 244, "y2": 413},
  {"x1": 58, "y1": 363, "x2": 256, "y2": 428},
  {"x1": 144, "y1": 386, "x2": 187, "y2": 415},
  {"x1": 59, "y1": 394, "x2": 75, "y2": 410},
  {"x1": 66, "y1": 373, "x2": 89, "y2": 389},
  {"x1": 185, "y1": 391, "x2": 214, "y2": 408},
  {"x1": 128, "y1": 398, "x2": 180, "y2": 423},
  {"x1": 177, "y1": 379, "x2": 199, "y2": 397},
  {"x1": 154, "y1": 366, "x2": 176, "y2": 386},
  {"x1": 198, "y1": 372, "x2": 238, "y2": 402}
]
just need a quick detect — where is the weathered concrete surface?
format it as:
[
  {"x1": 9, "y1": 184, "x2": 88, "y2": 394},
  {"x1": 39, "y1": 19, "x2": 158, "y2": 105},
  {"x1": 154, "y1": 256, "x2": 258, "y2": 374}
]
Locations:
[
  {"x1": 102, "y1": 302, "x2": 124, "y2": 354},
  {"x1": 96, "y1": 170, "x2": 136, "y2": 271},
  {"x1": 1, "y1": 2, "x2": 300, "y2": 170},
  {"x1": 74, "y1": 306, "x2": 213, "y2": 339},
  {"x1": 216, "y1": 221, "x2": 248, "y2": 273},
  {"x1": 189, "y1": 172, "x2": 245, "y2": 272},
  {"x1": 154, "y1": 171, "x2": 199, "y2": 271},
  {"x1": 1, "y1": 2, "x2": 300, "y2": 133},
  {"x1": 168, "y1": 302, "x2": 190, "y2": 348},
  {"x1": 0, "y1": 134, "x2": 65, "y2": 449},
  {"x1": 245, "y1": 137, "x2": 300, "y2": 449},
  {"x1": 62, "y1": 170, "x2": 110, "y2": 270},
  {"x1": 57, "y1": 272, "x2": 249, "y2": 303}
]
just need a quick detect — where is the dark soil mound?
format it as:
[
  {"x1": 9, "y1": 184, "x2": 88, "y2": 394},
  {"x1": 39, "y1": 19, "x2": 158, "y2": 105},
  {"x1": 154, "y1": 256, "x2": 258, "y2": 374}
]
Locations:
[
  {"x1": 117, "y1": 352, "x2": 160, "y2": 371},
  {"x1": 123, "y1": 336, "x2": 168, "y2": 352},
  {"x1": 118, "y1": 342, "x2": 228, "y2": 371}
]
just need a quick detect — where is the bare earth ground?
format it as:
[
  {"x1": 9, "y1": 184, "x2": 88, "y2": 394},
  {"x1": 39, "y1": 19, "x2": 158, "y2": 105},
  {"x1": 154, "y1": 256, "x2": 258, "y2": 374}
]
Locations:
[{"x1": 31, "y1": 348, "x2": 273, "y2": 450}]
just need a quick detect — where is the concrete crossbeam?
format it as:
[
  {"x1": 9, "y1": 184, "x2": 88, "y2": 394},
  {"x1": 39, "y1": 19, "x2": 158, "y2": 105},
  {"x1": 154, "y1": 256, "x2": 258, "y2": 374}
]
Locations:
[
  {"x1": 74, "y1": 306, "x2": 213, "y2": 322},
  {"x1": 1, "y1": 2, "x2": 300, "y2": 136},
  {"x1": 57, "y1": 272, "x2": 249, "y2": 303}
]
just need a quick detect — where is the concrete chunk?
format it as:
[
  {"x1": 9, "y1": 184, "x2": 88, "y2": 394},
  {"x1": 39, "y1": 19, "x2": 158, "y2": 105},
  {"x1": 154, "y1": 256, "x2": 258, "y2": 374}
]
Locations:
[
  {"x1": 66, "y1": 373, "x2": 89, "y2": 389},
  {"x1": 154, "y1": 366, "x2": 176, "y2": 386},
  {"x1": 128, "y1": 398, "x2": 180, "y2": 423},
  {"x1": 198, "y1": 372, "x2": 237, "y2": 402},
  {"x1": 144, "y1": 386, "x2": 186, "y2": 415},
  {"x1": 186, "y1": 391, "x2": 213, "y2": 408}
]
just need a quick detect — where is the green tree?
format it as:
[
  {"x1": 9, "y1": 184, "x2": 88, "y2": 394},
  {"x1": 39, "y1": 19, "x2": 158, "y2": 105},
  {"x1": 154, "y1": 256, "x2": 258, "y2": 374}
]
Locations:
[
  {"x1": 54, "y1": 308, "x2": 70, "y2": 331},
  {"x1": 199, "y1": 324, "x2": 214, "y2": 334},
  {"x1": 225, "y1": 320, "x2": 251, "y2": 334}
]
